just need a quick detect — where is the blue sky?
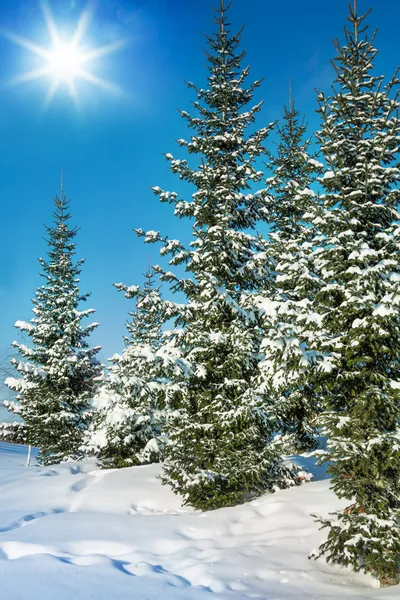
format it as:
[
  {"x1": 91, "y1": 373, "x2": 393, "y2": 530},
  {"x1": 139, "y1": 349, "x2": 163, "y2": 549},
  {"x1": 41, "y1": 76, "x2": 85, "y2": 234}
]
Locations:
[{"x1": 0, "y1": 0, "x2": 398, "y2": 378}]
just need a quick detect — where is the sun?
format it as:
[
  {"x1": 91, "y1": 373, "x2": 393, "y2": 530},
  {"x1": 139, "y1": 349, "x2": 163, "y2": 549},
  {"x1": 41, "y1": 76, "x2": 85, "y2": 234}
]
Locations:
[
  {"x1": 47, "y1": 43, "x2": 86, "y2": 83},
  {"x1": 3, "y1": 3, "x2": 126, "y2": 106}
]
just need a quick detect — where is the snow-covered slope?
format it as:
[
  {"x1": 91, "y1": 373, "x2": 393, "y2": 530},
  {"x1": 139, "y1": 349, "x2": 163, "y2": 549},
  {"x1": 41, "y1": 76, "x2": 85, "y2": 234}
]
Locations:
[{"x1": 0, "y1": 443, "x2": 398, "y2": 599}]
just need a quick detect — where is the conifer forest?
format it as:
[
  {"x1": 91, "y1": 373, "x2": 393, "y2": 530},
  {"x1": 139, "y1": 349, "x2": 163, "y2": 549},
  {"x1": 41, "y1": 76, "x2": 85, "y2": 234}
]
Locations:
[{"x1": 1, "y1": 0, "x2": 400, "y2": 596}]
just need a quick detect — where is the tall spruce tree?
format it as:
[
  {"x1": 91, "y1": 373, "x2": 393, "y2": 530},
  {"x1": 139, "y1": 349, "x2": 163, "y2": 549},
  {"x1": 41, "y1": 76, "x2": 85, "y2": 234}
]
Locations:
[
  {"x1": 84, "y1": 268, "x2": 167, "y2": 467},
  {"x1": 257, "y1": 95, "x2": 324, "y2": 453},
  {"x1": 4, "y1": 188, "x2": 101, "y2": 465},
  {"x1": 138, "y1": 0, "x2": 298, "y2": 510},
  {"x1": 309, "y1": 1, "x2": 400, "y2": 586}
]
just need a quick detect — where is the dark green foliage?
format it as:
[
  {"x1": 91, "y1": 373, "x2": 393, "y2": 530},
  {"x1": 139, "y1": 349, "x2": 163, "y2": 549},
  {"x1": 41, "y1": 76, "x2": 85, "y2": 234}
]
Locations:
[
  {"x1": 258, "y1": 97, "x2": 324, "y2": 454},
  {"x1": 139, "y1": 0, "x2": 298, "y2": 510},
  {"x1": 4, "y1": 190, "x2": 101, "y2": 465},
  {"x1": 309, "y1": 2, "x2": 400, "y2": 584},
  {"x1": 85, "y1": 268, "x2": 167, "y2": 468}
]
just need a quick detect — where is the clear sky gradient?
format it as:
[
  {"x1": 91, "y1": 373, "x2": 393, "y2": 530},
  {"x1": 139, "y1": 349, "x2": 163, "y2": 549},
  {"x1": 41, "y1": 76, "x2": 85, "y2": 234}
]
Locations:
[{"x1": 0, "y1": 0, "x2": 398, "y2": 379}]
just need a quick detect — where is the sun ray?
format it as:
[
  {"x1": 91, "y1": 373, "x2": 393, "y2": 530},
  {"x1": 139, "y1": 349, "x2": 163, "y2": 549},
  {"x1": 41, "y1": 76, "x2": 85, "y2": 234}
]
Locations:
[
  {"x1": 2, "y1": 31, "x2": 50, "y2": 59},
  {"x1": 41, "y1": 1, "x2": 61, "y2": 47},
  {"x1": 81, "y1": 39, "x2": 127, "y2": 63},
  {"x1": 7, "y1": 67, "x2": 52, "y2": 86},
  {"x1": 42, "y1": 79, "x2": 60, "y2": 111},
  {"x1": 78, "y1": 69, "x2": 122, "y2": 94},
  {"x1": 70, "y1": 9, "x2": 92, "y2": 50},
  {"x1": 67, "y1": 79, "x2": 80, "y2": 108},
  {"x1": 2, "y1": 3, "x2": 125, "y2": 106}
]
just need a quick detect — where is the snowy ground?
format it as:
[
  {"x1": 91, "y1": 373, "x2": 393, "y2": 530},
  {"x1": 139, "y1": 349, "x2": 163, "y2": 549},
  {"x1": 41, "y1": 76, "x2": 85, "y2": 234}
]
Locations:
[{"x1": 1, "y1": 443, "x2": 398, "y2": 600}]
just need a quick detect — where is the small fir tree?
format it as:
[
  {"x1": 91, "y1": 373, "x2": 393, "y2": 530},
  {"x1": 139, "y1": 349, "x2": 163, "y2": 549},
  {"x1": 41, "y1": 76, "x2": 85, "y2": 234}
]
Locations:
[
  {"x1": 257, "y1": 94, "x2": 324, "y2": 453},
  {"x1": 84, "y1": 269, "x2": 168, "y2": 467},
  {"x1": 0, "y1": 421, "x2": 27, "y2": 444},
  {"x1": 309, "y1": 1, "x2": 400, "y2": 586},
  {"x1": 4, "y1": 188, "x2": 102, "y2": 465},
  {"x1": 138, "y1": 0, "x2": 298, "y2": 510}
]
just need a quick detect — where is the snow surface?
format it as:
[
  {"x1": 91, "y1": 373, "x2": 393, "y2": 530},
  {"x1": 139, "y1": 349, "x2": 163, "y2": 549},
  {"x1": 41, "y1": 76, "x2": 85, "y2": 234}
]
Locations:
[{"x1": 0, "y1": 443, "x2": 398, "y2": 599}]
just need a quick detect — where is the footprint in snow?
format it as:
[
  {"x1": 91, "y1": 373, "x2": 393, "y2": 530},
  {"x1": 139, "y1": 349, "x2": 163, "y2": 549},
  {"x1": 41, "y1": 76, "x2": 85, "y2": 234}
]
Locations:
[{"x1": 0, "y1": 509, "x2": 64, "y2": 534}]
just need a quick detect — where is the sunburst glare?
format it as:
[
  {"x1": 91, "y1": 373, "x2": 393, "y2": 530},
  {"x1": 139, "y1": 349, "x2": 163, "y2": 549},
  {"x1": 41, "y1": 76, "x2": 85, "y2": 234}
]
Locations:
[{"x1": 3, "y1": 2, "x2": 126, "y2": 107}]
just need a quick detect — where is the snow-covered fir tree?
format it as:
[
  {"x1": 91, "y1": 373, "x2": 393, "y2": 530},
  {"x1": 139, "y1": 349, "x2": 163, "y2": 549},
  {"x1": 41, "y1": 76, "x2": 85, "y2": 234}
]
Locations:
[
  {"x1": 138, "y1": 0, "x2": 298, "y2": 510},
  {"x1": 256, "y1": 94, "x2": 324, "y2": 453},
  {"x1": 84, "y1": 268, "x2": 168, "y2": 468},
  {"x1": 0, "y1": 421, "x2": 27, "y2": 444},
  {"x1": 309, "y1": 2, "x2": 400, "y2": 586},
  {"x1": 4, "y1": 188, "x2": 102, "y2": 465}
]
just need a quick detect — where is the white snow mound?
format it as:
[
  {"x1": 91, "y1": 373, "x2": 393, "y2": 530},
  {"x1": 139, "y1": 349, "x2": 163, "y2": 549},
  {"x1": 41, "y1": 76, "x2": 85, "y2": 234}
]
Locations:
[{"x1": 0, "y1": 442, "x2": 397, "y2": 600}]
